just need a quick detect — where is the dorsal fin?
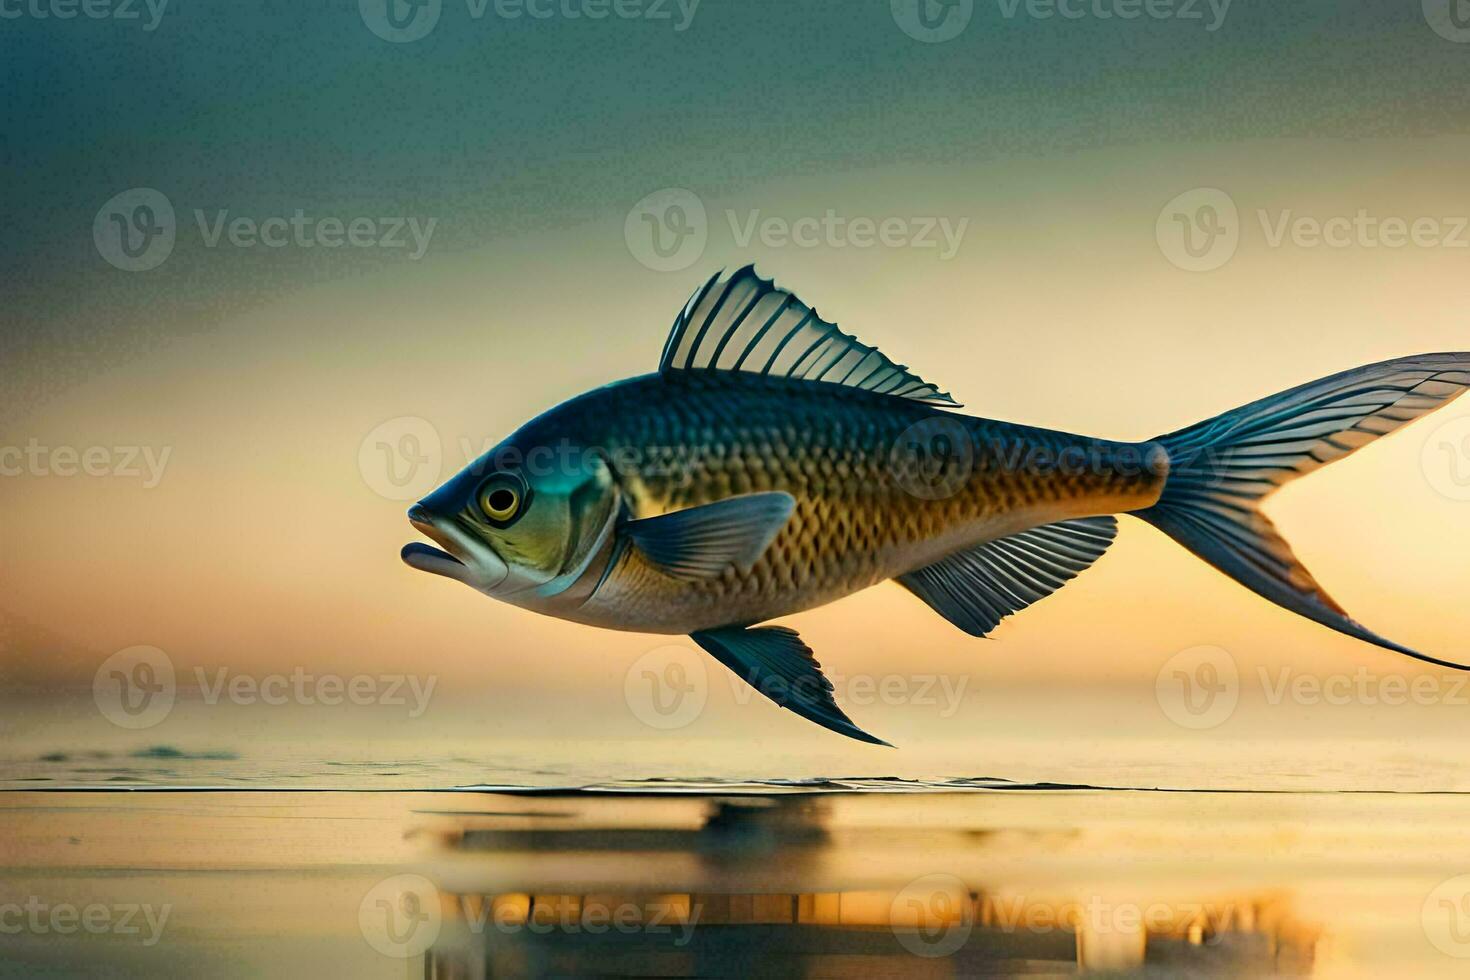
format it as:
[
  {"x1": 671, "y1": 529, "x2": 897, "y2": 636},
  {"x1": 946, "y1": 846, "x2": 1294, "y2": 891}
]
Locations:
[{"x1": 658, "y1": 265, "x2": 959, "y2": 406}]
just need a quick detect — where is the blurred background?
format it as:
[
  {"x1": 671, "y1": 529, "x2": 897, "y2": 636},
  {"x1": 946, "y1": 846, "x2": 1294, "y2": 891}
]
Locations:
[{"x1": 3, "y1": 0, "x2": 1470, "y2": 787}]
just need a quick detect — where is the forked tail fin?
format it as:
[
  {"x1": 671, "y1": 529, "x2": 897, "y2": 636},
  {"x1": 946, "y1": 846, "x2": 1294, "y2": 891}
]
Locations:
[{"x1": 1135, "y1": 352, "x2": 1470, "y2": 669}]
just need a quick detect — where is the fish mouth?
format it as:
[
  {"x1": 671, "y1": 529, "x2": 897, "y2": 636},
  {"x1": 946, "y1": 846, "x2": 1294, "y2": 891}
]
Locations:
[
  {"x1": 400, "y1": 540, "x2": 463, "y2": 575},
  {"x1": 402, "y1": 505, "x2": 508, "y2": 590}
]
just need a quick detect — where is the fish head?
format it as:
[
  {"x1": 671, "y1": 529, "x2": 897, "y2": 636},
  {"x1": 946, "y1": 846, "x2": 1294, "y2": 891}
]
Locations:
[{"x1": 402, "y1": 434, "x2": 619, "y2": 601}]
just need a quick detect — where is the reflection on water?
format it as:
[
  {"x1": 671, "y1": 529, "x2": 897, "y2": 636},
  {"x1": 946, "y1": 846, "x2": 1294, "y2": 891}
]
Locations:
[
  {"x1": 9, "y1": 788, "x2": 1470, "y2": 978},
  {"x1": 455, "y1": 798, "x2": 833, "y2": 858},
  {"x1": 413, "y1": 798, "x2": 1321, "y2": 977},
  {"x1": 424, "y1": 888, "x2": 1317, "y2": 978}
]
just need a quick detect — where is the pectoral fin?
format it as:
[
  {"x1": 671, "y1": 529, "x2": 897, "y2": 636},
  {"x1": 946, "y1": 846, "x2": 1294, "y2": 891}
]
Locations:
[
  {"x1": 624, "y1": 492, "x2": 795, "y2": 581},
  {"x1": 691, "y1": 625, "x2": 891, "y2": 746},
  {"x1": 898, "y1": 517, "x2": 1118, "y2": 637}
]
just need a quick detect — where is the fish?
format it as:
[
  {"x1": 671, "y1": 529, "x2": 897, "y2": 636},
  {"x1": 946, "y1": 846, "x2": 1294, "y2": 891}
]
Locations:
[{"x1": 403, "y1": 265, "x2": 1470, "y2": 744}]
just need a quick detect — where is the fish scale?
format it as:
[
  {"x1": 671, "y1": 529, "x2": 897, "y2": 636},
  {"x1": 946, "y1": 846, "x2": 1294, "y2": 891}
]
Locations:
[
  {"x1": 403, "y1": 266, "x2": 1470, "y2": 743},
  {"x1": 523, "y1": 371, "x2": 1163, "y2": 634}
]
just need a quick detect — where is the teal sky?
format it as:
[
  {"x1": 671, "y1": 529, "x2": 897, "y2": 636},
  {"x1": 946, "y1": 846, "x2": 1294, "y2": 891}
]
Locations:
[
  {"x1": 6, "y1": 1, "x2": 1470, "y2": 407},
  {"x1": 4, "y1": 1, "x2": 1470, "y2": 758}
]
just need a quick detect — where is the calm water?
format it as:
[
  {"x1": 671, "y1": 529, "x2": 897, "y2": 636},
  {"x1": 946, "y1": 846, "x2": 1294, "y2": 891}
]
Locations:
[
  {"x1": 6, "y1": 732, "x2": 1470, "y2": 793},
  {"x1": 4, "y1": 786, "x2": 1470, "y2": 978},
  {"x1": 8, "y1": 701, "x2": 1470, "y2": 976}
]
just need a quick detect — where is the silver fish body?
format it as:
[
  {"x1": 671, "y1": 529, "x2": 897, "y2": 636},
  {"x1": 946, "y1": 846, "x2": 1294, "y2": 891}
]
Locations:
[
  {"x1": 403, "y1": 265, "x2": 1470, "y2": 742},
  {"x1": 503, "y1": 371, "x2": 1165, "y2": 634}
]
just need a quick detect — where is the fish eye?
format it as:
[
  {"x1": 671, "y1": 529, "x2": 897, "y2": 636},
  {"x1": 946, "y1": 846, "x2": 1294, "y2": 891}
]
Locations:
[{"x1": 476, "y1": 474, "x2": 528, "y2": 526}]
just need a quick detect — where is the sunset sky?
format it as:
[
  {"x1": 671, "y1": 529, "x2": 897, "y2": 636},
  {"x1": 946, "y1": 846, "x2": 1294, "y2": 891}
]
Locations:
[{"x1": 3, "y1": 2, "x2": 1469, "y2": 758}]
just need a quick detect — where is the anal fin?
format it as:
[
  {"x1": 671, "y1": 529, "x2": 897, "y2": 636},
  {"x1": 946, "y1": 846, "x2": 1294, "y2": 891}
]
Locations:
[{"x1": 898, "y1": 517, "x2": 1118, "y2": 637}]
